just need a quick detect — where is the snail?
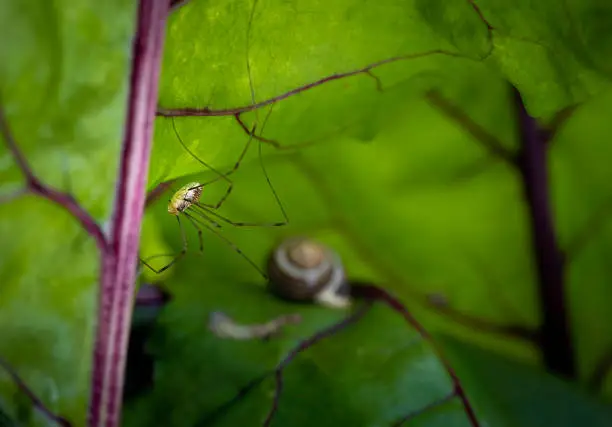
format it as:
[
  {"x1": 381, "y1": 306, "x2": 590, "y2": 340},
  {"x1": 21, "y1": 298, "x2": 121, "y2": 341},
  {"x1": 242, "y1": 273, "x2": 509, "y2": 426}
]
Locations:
[{"x1": 266, "y1": 236, "x2": 351, "y2": 309}]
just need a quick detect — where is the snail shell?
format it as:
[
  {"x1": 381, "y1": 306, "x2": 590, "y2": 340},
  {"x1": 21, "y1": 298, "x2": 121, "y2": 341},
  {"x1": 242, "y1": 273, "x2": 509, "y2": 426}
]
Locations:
[{"x1": 266, "y1": 237, "x2": 351, "y2": 309}]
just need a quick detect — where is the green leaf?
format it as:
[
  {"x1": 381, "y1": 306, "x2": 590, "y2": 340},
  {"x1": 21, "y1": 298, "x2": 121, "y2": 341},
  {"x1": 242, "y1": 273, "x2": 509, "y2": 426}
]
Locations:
[
  {"x1": 137, "y1": 0, "x2": 612, "y2": 423},
  {"x1": 133, "y1": 0, "x2": 612, "y2": 424},
  {"x1": 416, "y1": 0, "x2": 612, "y2": 116},
  {"x1": 0, "y1": 1, "x2": 136, "y2": 425},
  {"x1": 440, "y1": 336, "x2": 612, "y2": 427},
  {"x1": 123, "y1": 273, "x2": 471, "y2": 427},
  {"x1": 549, "y1": 88, "x2": 612, "y2": 381},
  {"x1": 2, "y1": 0, "x2": 612, "y2": 426},
  {"x1": 150, "y1": 0, "x2": 612, "y2": 190}
]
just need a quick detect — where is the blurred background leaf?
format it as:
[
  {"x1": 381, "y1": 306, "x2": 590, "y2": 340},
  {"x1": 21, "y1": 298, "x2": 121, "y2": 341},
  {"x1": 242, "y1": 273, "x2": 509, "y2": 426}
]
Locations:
[
  {"x1": 2, "y1": 0, "x2": 612, "y2": 426},
  {"x1": 440, "y1": 336, "x2": 612, "y2": 427},
  {"x1": 135, "y1": 0, "x2": 612, "y2": 426}
]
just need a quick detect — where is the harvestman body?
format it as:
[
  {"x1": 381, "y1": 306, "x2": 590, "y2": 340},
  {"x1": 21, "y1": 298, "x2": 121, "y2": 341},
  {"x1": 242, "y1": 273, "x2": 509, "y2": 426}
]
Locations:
[{"x1": 167, "y1": 182, "x2": 203, "y2": 215}]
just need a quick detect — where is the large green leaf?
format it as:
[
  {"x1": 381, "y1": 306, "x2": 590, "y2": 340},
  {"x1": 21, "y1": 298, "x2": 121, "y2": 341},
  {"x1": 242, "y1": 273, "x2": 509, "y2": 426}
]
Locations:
[
  {"x1": 2, "y1": 0, "x2": 612, "y2": 426},
  {"x1": 0, "y1": 1, "x2": 136, "y2": 425},
  {"x1": 149, "y1": 0, "x2": 612, "y2": 191},
  {"x1": 124, "y1": 278, "x2": 471, "y2": 427},
  {"x1": 134, "y1": 1, "x2": 612, "y2": 425}
]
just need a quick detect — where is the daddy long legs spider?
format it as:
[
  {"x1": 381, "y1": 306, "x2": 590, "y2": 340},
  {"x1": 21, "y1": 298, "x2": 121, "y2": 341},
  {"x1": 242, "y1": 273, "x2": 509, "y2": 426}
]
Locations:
[
  {"x1": 140, "y1": 110, "x2": 290, "y2": 280},
  {"x1": 140, "y1": 0, "x2": 302, "y2": 279}
]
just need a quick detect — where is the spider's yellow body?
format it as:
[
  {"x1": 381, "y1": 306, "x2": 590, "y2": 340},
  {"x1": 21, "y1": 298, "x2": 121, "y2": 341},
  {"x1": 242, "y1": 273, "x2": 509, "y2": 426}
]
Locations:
[{"x1": 167, "y1": 182, "x2": 202, "y2": 215}]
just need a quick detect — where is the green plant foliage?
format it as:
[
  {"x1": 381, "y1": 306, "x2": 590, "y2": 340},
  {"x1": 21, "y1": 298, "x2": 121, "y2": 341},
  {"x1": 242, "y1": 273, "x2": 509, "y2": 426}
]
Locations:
[
  {"x1": 1, "y1": 0, "x2": 612, "y2": 426},
  {"x1": 440, "y1": 336, "x2": 612, "y2": 427},
  {"x1": 136, "y1": 77, "x2": 612, "y2": 423},
  {"x1": 137, "y1": 0, "x2": 612, "y2": 425},
  {"x1": 0, "y1": 1, "x2": 136, "y2": 426}
]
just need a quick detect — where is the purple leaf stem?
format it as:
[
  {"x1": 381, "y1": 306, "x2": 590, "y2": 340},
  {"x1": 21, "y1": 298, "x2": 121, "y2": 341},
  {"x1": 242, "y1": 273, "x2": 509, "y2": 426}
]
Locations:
[
  {"x1": 88, "y1": 1, "x2": 171, "y2": 427},
  {"x1": 512, "y1": 86, "x2": 576, "y2": 378}
]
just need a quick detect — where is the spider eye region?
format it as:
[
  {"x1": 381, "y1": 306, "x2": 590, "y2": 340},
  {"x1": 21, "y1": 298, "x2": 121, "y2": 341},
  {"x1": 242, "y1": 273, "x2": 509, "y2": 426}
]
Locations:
[{"x1": 167, "y1": 182, "x2": 203, "y2": 215}]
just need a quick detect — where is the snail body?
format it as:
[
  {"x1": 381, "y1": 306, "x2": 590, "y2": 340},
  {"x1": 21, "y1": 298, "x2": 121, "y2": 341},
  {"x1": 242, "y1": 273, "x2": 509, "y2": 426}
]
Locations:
[{"x1": 267, "y1": 237, "x2": 351, "y2": 309}]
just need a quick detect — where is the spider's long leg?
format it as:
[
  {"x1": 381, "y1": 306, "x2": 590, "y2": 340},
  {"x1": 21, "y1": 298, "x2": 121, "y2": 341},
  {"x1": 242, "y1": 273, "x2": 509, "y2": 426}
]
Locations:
[
  {"x1": 241, "y1": 0, "x2": 289, "y2": 227},
  {"x1": 206, "y1": 124, "x2": 256, "y2": 210},
  {"x1": 183, "y1": 212, "x2": 204, "y2": 252},
  {"x1": 186, "y1": 202, "x2": 222, "y2": 229},
  {"x1": 172, "y1": 115, "x2": 256, "y2": 211},
  {"x1": 184, "y1": 211, "x2": 268, "y2": 279},
  {"x1": 203, "y1": 0, "x2": 284, "y2": 215},
  {"x1": 256, "y1": 106, "x2": 289, "y2": 226},
  {"x1": 171, "y1": 117, "x2": 230, "y2": 185},
  {"x1": 171, "y1": 117, "x2": 235, "y2": 203},
  {"x1": 182, "y1": 124, "x2": 256, "y2": 211},
  {"x1": 198, "y1": 108, "x2": 289, "y2": 227},
  {"x1": 140, "y1": 216, "x2": 187, "y2": 274},
  {"x1": 192, "y1": 202, "x2": 286, "y2": 227}
]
